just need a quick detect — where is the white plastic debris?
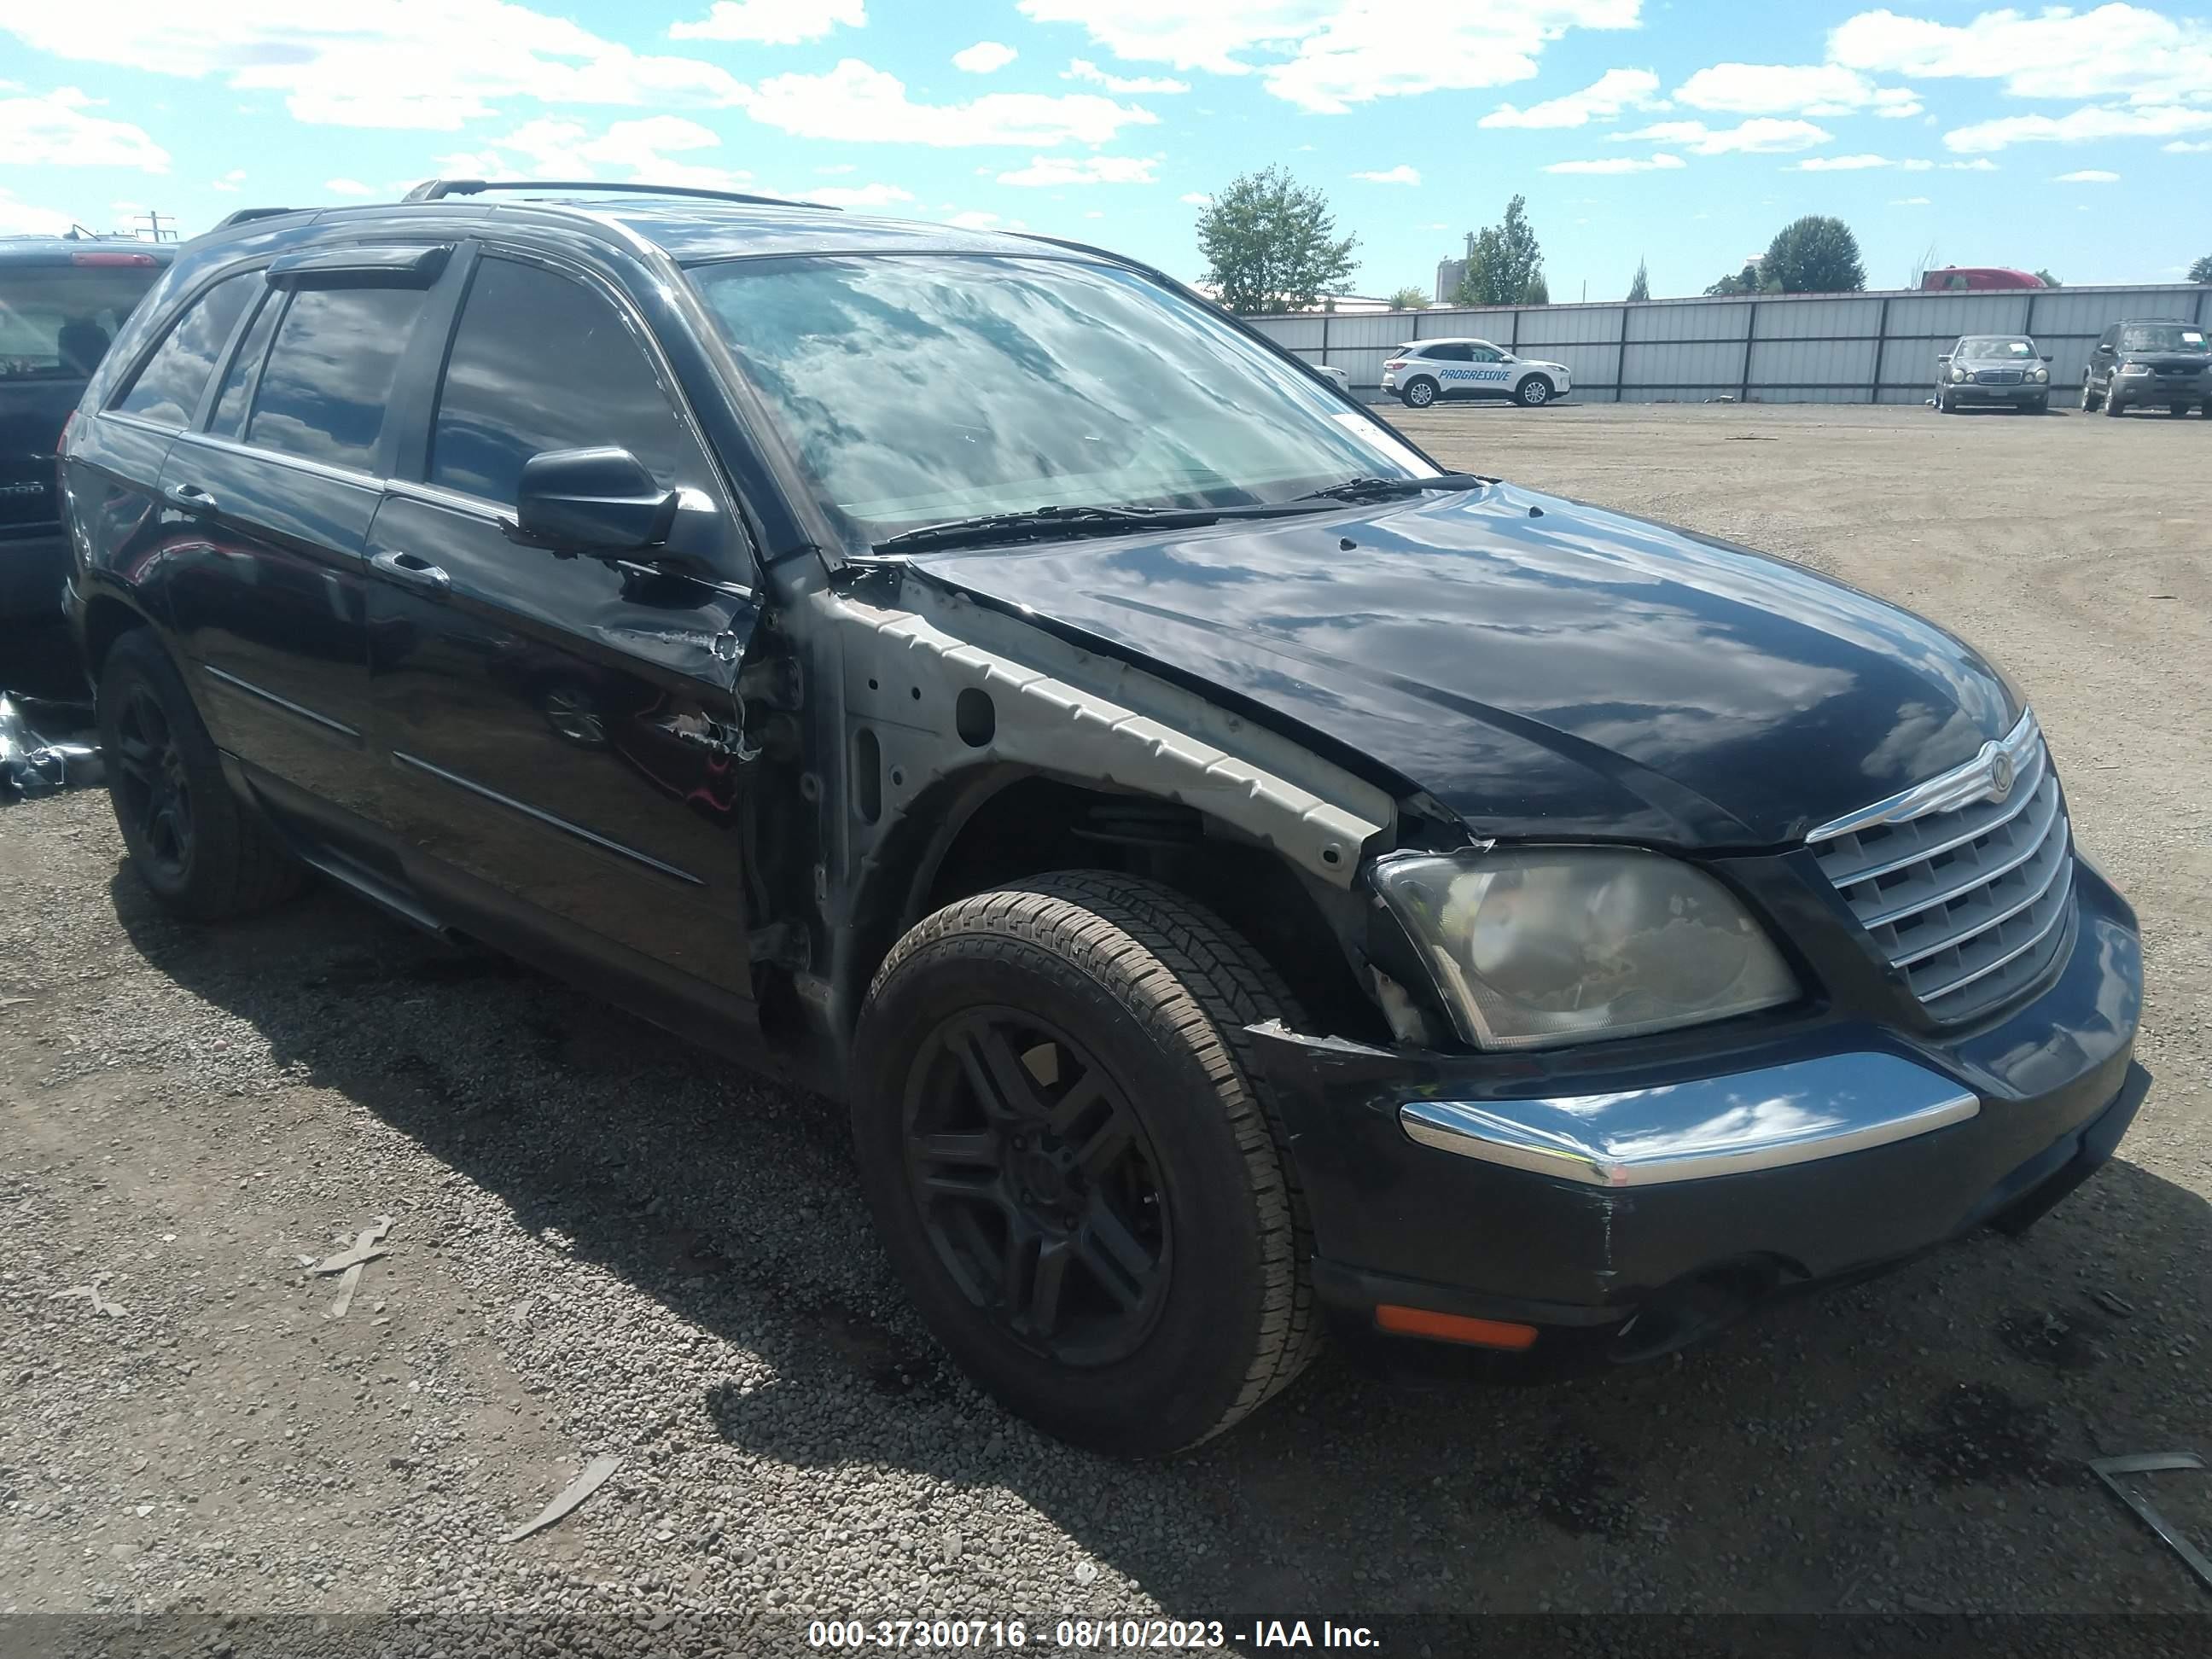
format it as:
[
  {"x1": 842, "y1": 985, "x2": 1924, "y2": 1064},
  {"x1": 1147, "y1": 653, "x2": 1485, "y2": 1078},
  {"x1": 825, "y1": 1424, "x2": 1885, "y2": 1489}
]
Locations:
[
  {"x1": 313, "y1": 1217, "x2": 392, "y2": 1276},
  {"x1": 501, "y1": 1455, "x2": 620, "y2": 1544},
  {"x1": 51, "y1": 1284, "x2": 126, "y2": 1318}
]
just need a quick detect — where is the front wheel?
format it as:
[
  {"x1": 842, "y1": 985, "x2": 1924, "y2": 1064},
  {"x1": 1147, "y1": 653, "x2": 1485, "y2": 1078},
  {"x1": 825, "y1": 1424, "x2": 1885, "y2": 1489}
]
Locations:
[
  {"x1": 2081, "y1": 378, "x2": 2102, "y2": 412},
  {"x1": 2171, "y1": 403, "x2": 2191, "y2": 418},
  {"x1": 1515, "y1": 375, "x2": 1554, "y2": 408},
  {"x1": 850, "y1": 872, "x2": 1318, "y2": 1456},
  {"x1": 1400, "y1": 376, "x2": 1438, "y2": 410},
  {"x1": 1937, "y1": 388, "x2": 1957, "y2": 413},
  {"x1": 2104, "y1": 387, "x2": 2126, "y2": 417}
]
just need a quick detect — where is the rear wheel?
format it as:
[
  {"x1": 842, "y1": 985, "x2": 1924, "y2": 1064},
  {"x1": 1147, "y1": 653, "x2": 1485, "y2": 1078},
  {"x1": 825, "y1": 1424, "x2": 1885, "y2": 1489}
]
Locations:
[
  {"x1": 1515, "y1": 375, "x2": 1553, "y2": 409},
  {"x1": 1400, "y1": 376, "x2": 1438, "y2": 410},
  {"x1": 850, "y1": 871, "x2": 1318, "y2": 1456},
  {"x1": 96, "y1": 630, "x2": 301, "y2": 922}
]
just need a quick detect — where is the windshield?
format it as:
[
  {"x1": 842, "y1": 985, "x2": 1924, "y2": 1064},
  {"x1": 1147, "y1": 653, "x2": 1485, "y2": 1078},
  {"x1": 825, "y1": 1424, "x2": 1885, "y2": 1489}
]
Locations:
[
  {"x1": 689, "y1": 253, "x2": 1434, "y2": 547},
  {"x1": 1959, "y1": 337, "x2": 2035, "y2": 358},
  {"x1": 2121, "y1": 324, "x2": 2207, "y2": 355},
  {"x1": 0, "y1": 265, "x2": 162, "y2": 381}
]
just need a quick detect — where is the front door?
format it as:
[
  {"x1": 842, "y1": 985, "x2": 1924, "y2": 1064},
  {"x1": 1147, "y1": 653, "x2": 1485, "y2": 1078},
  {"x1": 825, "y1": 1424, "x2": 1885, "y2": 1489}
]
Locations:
[{"x1": 364, "y1": 250, "x2": 763, "y2": 1011}]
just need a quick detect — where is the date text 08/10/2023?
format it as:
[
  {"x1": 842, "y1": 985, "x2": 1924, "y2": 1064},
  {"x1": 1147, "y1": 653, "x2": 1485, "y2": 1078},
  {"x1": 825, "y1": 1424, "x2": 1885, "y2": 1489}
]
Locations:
[{"x1": 806, "y1": 1618, "x2": 1382, "y2": 1650}]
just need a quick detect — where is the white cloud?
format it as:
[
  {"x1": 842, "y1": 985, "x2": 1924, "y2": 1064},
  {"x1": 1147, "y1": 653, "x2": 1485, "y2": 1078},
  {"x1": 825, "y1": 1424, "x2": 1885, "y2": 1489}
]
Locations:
[
  {"x1": 1350, "y1": 164, "x2": 1420, "y2": 183},
  {"x1": 0, "y1": 187, "x2": 73, "y2": 235},
  {"x1": 1481, "y1": 67, "x2": 1661, "y2": 128},
  {"x1": 1615, "y1": 117, "x2": 1831, "y2": 154},
  {"x1": 1830, "y1": 4, "x2": 2212, "y2": 105},
  {"x1": 1016, "y1": 0, "x2": 1643, "y2": 114},
  {"x1": 1889, "y1": 195, "x2": 1930, "y2": 204},
  {"x1": 952, "y1": 41, "x2": 1017, "y2": 74},
  {"x1": 996, "y1": 154, "x2": 1159, "y2": 185},
  {"x1": 1544, "y1": 152, "x2": 1687, "y2": 174},
  {"x1": 946, "y1": 210, "x2": 1000, "y2": 229},
  {"x1": 439, "y1": 115, "x2": 752, "y2": 191},
  {"x1": 0, "y1": 86, "x2": 168, "y2": 169},
  {"x1": 211, "y1": 166, "x2": 246, "y2": 191},
  {"x1": 1064, "y1": 58, "x2": 1190, "y2": 94},
  {"x1": 743, "y1": 59, "x2": 1156, "y2": 145},
  {"x1": 1900, "y1": 158, "x2": 1933, "y2": 170},
  {"x1": 324, "y1": 178, "x2": 376, "y2": 195},
  {"x1": 1943, "y1": 157, "x2": 1996, "y2": 170},
  {"x1": 806, "y1": 180, "x2": 914, "y2": 207},
  {"x1": 1178, "y1": 190, "x2": 1211, "y2": 205},
  {"x1": 0, "y1": 1, "x2": 750, "y2": 129},
  {"x1": 1674, "y1": 61, "x2": 1919, "y2": 118},
  {"x1": 2054, "y1": 168, "x2": 2119, "y2": 182},
  {"x1": 1792, "y1": 153, "x2": 1894, "y2": 170},
  {"x1": 1946, "y1": 103, "x2": 2212, "y2": 153},
  {"x1": 670, "y1": 1, "x2": 864, "y2": 44},
  {"x1": 2165, "y1": 138, "x2": 2212, "y2": 153}
]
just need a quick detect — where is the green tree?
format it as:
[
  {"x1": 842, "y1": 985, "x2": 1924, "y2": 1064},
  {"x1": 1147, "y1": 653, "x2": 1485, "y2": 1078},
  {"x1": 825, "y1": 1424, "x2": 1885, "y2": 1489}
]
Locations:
[
  {"x1": 2034, "y1": 269, "x2": 2062, "y2": 288},
  {"x1": 1627, "y1": 258, "x2": 1650, "y2": 302},
  {"x1": 1195, "y1": 166, "x2": 1359, "y2": 315},
  {"x1": 1523, "y1": 271, "x2": 1551, "y2": 305},
  {"x1": 1386, "y1": 284, "x2": 1428, "y2": 311},
  {"x1": 1453, "y1": 194, "x2": 1544, "y2": 306},
  {"x1": 1761, "y1": 215, "x2": 1866, "y2": 294},
  {"x1": 2187, "y1": 253, "x2": 2212, "y2": 283},
  {"x1": 1704, "y1": 260, "x2": 1776, "y2": 297}
]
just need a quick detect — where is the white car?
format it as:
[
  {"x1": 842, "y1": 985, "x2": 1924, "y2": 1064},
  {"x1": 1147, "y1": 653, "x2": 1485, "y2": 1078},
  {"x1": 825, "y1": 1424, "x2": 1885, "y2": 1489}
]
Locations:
[
  {"x1": 1313, "y1": 363, "x2": 1351, "y2": 393},
  {"x1": 1381, "y1": 337, "x2": 1570, "y2": 410}
]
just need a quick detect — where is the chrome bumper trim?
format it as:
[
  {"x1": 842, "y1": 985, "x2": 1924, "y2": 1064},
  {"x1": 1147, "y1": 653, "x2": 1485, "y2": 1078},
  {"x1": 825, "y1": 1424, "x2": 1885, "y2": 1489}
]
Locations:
[{"x1": 1399, "y1": 1051, "x2": 1979, "y2": 1188}]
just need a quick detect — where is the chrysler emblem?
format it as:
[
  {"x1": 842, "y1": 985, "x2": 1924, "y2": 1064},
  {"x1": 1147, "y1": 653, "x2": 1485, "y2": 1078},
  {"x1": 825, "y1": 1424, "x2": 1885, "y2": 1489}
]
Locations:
[{"x1": 1987, "y1": 749, "x2": 2015, "y2": 803}]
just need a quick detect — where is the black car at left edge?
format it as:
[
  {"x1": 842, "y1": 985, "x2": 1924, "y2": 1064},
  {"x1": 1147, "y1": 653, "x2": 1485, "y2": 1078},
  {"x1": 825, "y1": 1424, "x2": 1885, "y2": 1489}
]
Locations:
[{"x1": 56, "y1": 183, "x2": 2149, "y2": 1456}]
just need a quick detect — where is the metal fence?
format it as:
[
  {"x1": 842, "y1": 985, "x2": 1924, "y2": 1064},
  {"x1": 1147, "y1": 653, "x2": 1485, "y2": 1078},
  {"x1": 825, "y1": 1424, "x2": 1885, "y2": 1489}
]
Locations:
[{"x1": 1246, "y1": 283, "x2": 2212, "y2": 406}]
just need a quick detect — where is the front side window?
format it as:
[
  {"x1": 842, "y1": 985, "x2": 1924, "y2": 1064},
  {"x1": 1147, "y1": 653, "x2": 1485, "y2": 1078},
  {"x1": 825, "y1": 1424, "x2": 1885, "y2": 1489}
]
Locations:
[
  {"x1": 247, "y1": 286, "x2": 425, "y2": 470},
  {"x1": 1, "y1": 262, "x2": 164, "y2": 384},
  {"x1": 690, "y1": 253, "x2": 1430, "y2": 547},
  {"x1": 430, "y1": 257, "x2": 709, "y2": 504},
  {"x1": 1467, "y1": 345, "x2": 1505, "y2": 364},
  {"x1": 114, "y1": 271, "x2": 255, "y2": 428}
]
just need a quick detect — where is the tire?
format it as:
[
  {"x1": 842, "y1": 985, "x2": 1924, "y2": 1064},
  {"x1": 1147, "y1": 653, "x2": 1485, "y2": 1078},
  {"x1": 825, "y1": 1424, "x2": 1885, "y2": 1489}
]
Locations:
[
  {"x1": 1937, "y1": 388, "x2": 1956, "y2": 413},
  {"x1": 2170, "y1": 403, "x2": 2190, "y2": 418},
  {"x1": 2104, "y1": 387, "x2": 2124, "y2": 416},
  {"x1": 850, "y1": 871, "x2": 1319, "y2": 1456},
  {"x1": 1400, "y1": 376, "x2": 1438, "y2": 410},
  {"x1": 95, "y1": 629, "x2": 302, "y2": 922},
  {"x1": 1515, "y1": 375, "x2": 1554, "y2": 409},
  {"x1": 2202, "y1": 400, "x2": 2212, "y2": 418},
  {"x1": 2081, "y1": 378, "x2": 2101, "y2": 412}
]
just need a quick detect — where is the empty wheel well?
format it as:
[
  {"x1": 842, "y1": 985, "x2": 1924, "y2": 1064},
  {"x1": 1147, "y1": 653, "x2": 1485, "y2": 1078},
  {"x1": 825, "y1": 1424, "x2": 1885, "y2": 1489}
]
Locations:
[{"x1": 850, "y1": 772, "x2": 1387, "y2": 1046}]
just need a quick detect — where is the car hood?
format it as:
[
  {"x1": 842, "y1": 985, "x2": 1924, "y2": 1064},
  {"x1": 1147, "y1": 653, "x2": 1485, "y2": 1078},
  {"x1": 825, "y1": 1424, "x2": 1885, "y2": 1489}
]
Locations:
[{"x1": 910, "y1": 483, "x2": 2018, "y2": 851}]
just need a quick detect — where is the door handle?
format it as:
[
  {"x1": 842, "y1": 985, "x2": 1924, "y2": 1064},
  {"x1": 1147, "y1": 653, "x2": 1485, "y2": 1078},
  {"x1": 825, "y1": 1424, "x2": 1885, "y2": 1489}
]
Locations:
[
  {"x1": 164, "y1": 481, "x2": 218, "y2": 511},
  {"x1": 371, "y1": 548, "x2": 451, "y2": 594}
]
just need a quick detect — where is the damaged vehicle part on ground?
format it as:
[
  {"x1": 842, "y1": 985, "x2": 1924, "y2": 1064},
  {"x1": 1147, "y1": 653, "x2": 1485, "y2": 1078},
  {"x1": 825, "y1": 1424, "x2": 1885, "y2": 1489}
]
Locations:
[{"x1": 56, "y1": 181, "x2": 2148, "y2": 1457}]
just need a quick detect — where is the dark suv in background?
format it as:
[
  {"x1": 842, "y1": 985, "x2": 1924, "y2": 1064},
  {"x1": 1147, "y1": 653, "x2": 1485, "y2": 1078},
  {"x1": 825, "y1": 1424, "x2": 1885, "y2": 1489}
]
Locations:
[
  {"x1": 2, "y1": 237, "x2": 170, "y2": 626},
  {"x1": 58, "y1": 183, "x2": 2147, "y2": 1456},
  {"x1": 2081, "y1": 317, "x2": 2211, "y2": 416}
]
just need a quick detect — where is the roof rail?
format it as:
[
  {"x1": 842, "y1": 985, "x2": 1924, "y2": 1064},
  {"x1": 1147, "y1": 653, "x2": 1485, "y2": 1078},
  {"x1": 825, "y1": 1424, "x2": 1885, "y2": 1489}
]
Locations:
[
  {"x1": 212, "y1": 207, "x2": 300, "y2": 230},
  {"x1": 400, "y1": 178, "x2": 838, "y2": 212}
]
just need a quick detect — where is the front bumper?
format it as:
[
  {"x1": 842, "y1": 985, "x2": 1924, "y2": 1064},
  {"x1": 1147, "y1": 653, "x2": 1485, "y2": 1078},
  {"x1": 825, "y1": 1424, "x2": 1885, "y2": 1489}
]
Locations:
[
  {"x1": 2110, "y1": 375, "x2": 2209, "y2": 406},
  {"x1": 1248, "y1": 859, "x2": 2145, "y2": 1356},
  {"x1": 1947, "y1": 381, "x2": 2046, "y2": 405}
]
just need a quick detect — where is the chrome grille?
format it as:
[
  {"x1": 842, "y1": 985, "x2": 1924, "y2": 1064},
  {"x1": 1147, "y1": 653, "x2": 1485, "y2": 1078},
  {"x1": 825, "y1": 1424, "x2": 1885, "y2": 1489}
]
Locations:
[
  {"x1": 1807, "y1": 712, "x2": 2074, "y2": 1022},
  {"x1": 1974, "y1": 369, "x2": 2023, "y2": 385}
]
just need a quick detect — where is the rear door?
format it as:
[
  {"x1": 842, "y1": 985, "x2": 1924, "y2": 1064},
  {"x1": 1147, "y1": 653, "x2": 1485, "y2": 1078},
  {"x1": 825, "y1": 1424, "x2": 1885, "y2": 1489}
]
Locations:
[
  {"x1": 160, "y1": 250, "x2": 448, "y2": 825},
  {"x1": 364, "y1": 247, "x2": 763, "y2": 1010}
]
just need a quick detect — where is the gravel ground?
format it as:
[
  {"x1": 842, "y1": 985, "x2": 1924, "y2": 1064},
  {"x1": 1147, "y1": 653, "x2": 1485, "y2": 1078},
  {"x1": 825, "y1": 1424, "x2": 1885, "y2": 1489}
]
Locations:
[{"x1": 3, "y1": 403, "x2": 2208, "y2": 1627}]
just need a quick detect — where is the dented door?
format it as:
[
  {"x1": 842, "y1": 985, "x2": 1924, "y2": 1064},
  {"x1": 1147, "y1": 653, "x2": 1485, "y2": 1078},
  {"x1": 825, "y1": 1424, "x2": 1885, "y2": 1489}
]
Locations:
[{"x1": 364, "y1": 484, "x2": 761, "y2": 998}]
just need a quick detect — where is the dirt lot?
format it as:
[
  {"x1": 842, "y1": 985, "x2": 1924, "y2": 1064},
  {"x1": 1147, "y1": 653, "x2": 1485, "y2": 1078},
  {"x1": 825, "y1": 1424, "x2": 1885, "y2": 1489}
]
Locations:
[{"x1": 3, "y1": 403, "x2": 2208, "y2": 1626}]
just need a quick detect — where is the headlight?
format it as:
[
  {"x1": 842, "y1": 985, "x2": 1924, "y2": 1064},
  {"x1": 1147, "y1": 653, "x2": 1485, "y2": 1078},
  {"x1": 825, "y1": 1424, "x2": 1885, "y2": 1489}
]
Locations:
[
  {"x1": 2031, "y1": 366, "x2": 2049, "y2": 382},
  {"x1": 2120, "y1": 362, "x2": 2151, "y2": 375},
  {"x1": 1950, "y1": 366, "x2": 1968, "y2": 381},
  {"x1": 1371, "y1": 847, "x2": 1800, "y2": 1051}
]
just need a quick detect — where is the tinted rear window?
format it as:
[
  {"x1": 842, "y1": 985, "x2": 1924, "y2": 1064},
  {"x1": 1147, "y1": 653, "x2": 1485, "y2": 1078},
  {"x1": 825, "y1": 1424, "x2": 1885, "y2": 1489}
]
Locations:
[
  {"x1": 0, "y1": 264, "x2": 162, "y2": 384},
  {"x1": 247, "y1": 287, "x2": 426, "y2": 471},
  {"x1": 114, "y1": 271, "x2": 256, "y2": 428}
]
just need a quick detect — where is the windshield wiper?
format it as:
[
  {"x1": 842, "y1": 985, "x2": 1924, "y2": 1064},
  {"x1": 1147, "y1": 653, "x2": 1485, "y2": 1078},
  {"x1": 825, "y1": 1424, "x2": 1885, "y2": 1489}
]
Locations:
[
  {"x1": 1297, "y1": 472, "x2": 1488, "y2": 504},
  {"x1": 871, "y1": 501, "x2": 1318, "y2": 555}
]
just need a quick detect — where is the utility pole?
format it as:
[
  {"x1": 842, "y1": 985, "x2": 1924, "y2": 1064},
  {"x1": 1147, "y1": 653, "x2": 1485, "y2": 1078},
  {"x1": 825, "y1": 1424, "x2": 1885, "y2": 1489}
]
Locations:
[{"x1": 131, "y1": 209, "x2": 178, "y2": 243}]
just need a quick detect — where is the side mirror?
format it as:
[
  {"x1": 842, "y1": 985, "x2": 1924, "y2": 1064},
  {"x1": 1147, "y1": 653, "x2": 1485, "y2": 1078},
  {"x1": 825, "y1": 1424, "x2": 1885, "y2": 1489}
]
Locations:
[
  {"x1": 2096, "y1": 342, "x2": 2116, "y2": 356},
  {"x1": 505, "y1": 447, "x2": 677, "y2": 554},
  {"x1": 1937, "y1": 353, "x2": 1952, "y2": 363},
  {"x1": 2041, "y1": 353, "x2": 2054, "y2": 363}
]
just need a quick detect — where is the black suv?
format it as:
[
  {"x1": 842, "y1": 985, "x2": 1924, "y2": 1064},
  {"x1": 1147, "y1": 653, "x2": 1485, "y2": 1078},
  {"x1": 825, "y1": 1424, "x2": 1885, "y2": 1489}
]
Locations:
[
  {"x1": 61, "y1": 183, "x2": 2147, "y2": 1455},
  {"x1": 2081, "y1": 316, "x2": 2210, "y2": 416},
  {"x1": 2, "y1": 237, "x2": 170, "y2": 624}
]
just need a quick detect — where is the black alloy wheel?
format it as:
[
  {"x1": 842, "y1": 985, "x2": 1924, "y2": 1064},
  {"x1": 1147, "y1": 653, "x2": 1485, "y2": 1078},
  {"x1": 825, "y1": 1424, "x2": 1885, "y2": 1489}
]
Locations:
[
  {"x1": 902, "y1": 1008, "x2": 1167, "y2": 1367},
  {"x1": 107, "y1": 679, "x2": 195, "y2": 884}
]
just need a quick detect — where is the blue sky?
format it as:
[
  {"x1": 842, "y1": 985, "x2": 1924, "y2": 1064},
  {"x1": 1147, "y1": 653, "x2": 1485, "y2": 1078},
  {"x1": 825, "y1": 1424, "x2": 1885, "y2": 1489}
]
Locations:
[{"x1": 3, "y1": 2, "x2": 2209, "y2": 300}]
